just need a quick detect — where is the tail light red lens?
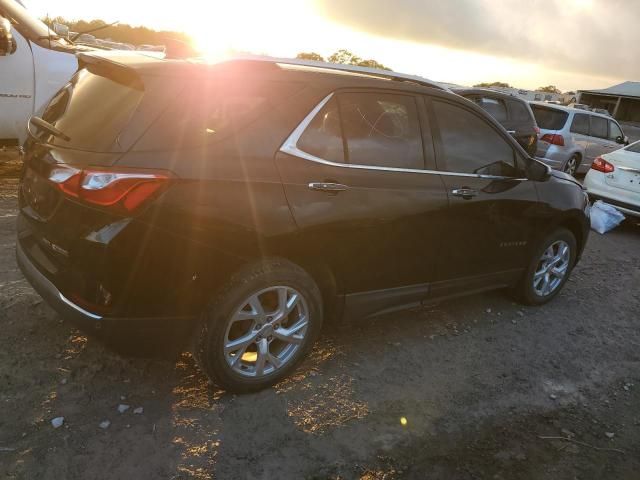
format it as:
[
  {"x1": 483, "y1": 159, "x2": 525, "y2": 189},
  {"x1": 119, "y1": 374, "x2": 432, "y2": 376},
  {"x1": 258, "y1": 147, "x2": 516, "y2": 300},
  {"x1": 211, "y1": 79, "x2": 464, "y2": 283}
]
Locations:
[
  {"x1": 540, "y1": 133, "x2": 565, "y2": 146},
  {"x1": 48, "y1": 165, "x2": 172, "y2": 214},
  {"x1": 591, "y1": 156, "x2": 615, "y2": 173}
]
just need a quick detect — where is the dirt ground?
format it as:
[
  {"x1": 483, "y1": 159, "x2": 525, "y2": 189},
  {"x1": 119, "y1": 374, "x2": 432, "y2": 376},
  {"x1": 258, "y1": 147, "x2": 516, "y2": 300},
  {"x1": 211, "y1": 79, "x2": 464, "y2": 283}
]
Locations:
[{"x1": 1, "y1": 148, "x2": 640, "y2": 479}]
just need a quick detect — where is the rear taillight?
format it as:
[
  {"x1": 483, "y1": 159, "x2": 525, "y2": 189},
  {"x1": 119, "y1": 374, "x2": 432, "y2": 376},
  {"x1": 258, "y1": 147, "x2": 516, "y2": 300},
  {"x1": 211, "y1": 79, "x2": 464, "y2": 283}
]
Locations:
[
  {"x1": 591, "y1": 157, "x2": 615, "y2": 173},
  {"x1": 48, "y1": 165, "x2": 172, "y2": 214},
  {"x1": 540, "y1": 133, "x2": 565, "y2": 146}
]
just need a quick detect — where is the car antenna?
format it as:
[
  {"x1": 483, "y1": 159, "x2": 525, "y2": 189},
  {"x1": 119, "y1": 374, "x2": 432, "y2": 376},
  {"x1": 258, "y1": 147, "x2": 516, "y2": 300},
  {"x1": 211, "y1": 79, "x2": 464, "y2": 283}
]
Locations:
[{"x1": 71, "y1": 20, "x2": 119, "y2": 42}]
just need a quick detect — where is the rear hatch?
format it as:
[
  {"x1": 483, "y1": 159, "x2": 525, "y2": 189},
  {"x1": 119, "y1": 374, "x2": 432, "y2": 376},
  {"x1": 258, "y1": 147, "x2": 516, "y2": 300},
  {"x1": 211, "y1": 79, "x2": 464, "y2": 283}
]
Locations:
[
  {"x1": 530, "y1": 104, "x2": 568, "y2": 157},
  {"x1": 18, "y1": 57, "x2": 181, "y2": 312},
  {"x1": 604, "y1": 144, "x2": 640, "y2": 195}
]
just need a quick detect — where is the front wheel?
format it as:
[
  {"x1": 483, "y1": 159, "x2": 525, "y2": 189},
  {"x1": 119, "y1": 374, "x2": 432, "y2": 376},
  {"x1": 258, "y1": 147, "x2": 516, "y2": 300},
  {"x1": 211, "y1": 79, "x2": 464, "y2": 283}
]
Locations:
[
  {"x1": 195, "y1": 259, "x2": 322, "y2": 393},
  {"x1": 514, "y1": 228, "x2": 577, "y2": 305}
]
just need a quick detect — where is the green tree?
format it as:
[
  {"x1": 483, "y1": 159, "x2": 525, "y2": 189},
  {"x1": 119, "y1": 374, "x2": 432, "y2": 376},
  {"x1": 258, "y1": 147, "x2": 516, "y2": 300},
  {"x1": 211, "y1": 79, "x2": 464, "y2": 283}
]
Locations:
[
  {"x1": 537, "y1": 85, "x2": 561, "y2": 94},
  {"x1": 296, "y1": 52, "x2": 325, "y2": 62},
  {"x1": 473, "y1": 81, "x2": 512, "y2": 88},
  {"x1": 323, "y1": 49, "x2": 391, "y2": 71}
]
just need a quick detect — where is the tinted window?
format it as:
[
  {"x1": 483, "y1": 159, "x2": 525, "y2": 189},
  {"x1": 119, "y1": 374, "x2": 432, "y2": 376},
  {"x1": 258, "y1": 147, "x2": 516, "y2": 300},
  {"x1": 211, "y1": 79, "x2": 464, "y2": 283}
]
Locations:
[
  {"x1": 590, "y1": 116, "x2": 608, "y2": 138},
  {"x1": 570, "y1": 113, "x2": 589, "y2": 135},
  {"x1": 298, "y1": 97, "x2": 344, "y2": 163},
  {"x1": 433, "y1": 100, "x2": 516, "y2": 175},
  {"x1": 509, "y1": 100, "x2": 531, "y2": 122},
  {"x1": 471, "y1": 96, "x2": 507, "y2": 123},
  {"x1": 531, "y1": 105, "x2": 568, "y2": 130},
  {"x1": 608, "y1": 121, "x2": 623, "y2": 141},
  {"x1": 39, "y1": 66, "x2": 143, "y2": 152},
  {"x1": 339, "y1": 92, "x2": 424, "y2": 169}
]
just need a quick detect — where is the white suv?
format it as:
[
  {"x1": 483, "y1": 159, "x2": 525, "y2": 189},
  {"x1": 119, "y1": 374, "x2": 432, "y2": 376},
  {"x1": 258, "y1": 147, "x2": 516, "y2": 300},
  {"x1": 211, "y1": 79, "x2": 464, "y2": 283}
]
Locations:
[{"x1": 584, "y1": 140, "x2": 640, "y2": 218}]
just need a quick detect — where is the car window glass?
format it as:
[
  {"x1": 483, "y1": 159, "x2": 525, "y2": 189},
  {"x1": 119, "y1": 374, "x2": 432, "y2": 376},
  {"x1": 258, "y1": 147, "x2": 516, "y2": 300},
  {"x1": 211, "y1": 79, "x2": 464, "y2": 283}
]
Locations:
[
  {"x1": 297, "y1": 97, "x2": 344, "y2": 163},
  {"x1": 590, "y1": 116, "x2": 608, "y2": 139},
  {"x1": 531, "y1": 105, "x2": 568, "y2": 130},
  {"x1": 433, "y1": 100, "x2": 517, "y2": 176},
  {"x1": 509, "y1": 100, "x2": 531, "y2": 122},
  {"x1": 471, "y1": 96, "x2": 507, "y2": 123},
  {"x1": 338, "y1": 92, "x2": 424, "y2": 169},
  {"x1": 608, "y1": 121, "x2": 623, "y2": 141},
  {"x1": 570, "y1": 113, "x2": 589, "y2": 135},
  {"x1": 625, "y1": 141, "x2": 640, "y2": 153}
]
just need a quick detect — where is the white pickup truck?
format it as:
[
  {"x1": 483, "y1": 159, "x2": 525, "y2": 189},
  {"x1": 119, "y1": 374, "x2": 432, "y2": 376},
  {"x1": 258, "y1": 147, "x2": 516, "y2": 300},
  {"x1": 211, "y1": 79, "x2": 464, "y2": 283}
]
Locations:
[{"x1": 0, "y1": 0, "x2": 89, "y2": 147}]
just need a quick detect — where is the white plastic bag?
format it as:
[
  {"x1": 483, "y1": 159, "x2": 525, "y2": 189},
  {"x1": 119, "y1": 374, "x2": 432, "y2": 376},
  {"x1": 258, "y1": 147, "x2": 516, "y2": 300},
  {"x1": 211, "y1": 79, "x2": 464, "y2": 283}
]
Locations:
[{"x1": 590, "y1": 200, "x2": 625, "y2": 234}]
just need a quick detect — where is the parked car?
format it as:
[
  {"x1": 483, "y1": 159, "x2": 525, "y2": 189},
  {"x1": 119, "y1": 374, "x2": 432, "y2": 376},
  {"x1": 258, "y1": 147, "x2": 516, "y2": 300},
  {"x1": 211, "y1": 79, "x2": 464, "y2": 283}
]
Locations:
[
  {"x1": 530, "y1": 102, "x2": 628, "y2": 177},
  {"x1": 592, "y1": 108, "x2": 611, "y2": 116},
  {"x1": 569, "y1": 103, "x2": 591, "y2": 111},
  {"x1": 454, "y1": 88, "x2": 538, "y2": 156},
  {"x1": 584, "y1": 140, "x2": 640, "y2": 217},
  {"x1": 17, "y1": 54, "x2": 590, "y2": 392}
]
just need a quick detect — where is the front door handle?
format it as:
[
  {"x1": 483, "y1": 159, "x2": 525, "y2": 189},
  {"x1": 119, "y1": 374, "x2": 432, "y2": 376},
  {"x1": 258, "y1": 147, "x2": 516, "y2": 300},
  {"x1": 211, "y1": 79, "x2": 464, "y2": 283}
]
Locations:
[
  {"x1": 451, "y1": 187, "x2": 478, "y2": 200},
  {"x1": 308, "y1": 182, "x2": 349, "y2": 193}
]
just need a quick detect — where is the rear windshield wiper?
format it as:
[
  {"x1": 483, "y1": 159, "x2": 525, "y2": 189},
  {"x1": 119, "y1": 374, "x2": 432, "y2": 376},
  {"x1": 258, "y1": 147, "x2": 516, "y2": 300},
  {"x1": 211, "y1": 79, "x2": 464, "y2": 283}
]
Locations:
[{"x1": 29, "y1": 116, "x2": 72, "y2": 142}]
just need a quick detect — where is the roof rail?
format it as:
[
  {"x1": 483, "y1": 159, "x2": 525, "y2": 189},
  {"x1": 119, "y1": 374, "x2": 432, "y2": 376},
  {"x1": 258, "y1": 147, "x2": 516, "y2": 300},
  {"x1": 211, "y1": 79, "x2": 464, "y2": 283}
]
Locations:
[{"x1": 220, "y1": 55, "x2": 448, "y2": 91}]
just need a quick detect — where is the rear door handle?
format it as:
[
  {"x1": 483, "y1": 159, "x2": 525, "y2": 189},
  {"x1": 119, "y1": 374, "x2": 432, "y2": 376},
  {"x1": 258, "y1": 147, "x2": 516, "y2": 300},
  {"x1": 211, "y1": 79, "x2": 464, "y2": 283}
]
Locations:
[
  {"x1": 451, "y1": 188, "x2": 478, "y2": 200},
  {"x1": 507, "y1": 130, "x2": 516, "y2": 135},
  {"x1": 308, "y1": 182, "x2": 349, "y2": 193}
]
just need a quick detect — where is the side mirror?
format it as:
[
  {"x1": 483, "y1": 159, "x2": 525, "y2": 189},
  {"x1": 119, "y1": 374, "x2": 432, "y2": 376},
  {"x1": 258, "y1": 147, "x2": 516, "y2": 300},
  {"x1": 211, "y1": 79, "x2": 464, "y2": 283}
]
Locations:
[
  {"x1": 525, "y1": 158, "x2": 551, "y2": 181},
  {"x1": 0, "y1": 17, "x2": 17, "y2": 56},
  {"x1": 615, "y1": 135, "x2": 628, "y2": 145}
]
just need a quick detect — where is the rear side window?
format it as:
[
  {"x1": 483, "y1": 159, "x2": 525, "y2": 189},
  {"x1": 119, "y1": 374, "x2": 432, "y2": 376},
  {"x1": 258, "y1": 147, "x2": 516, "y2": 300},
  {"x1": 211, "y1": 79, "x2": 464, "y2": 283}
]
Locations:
[
  {"x1": 531, "y1": 105, "x2": 568, "y2": 130},
  {"x1": 433, "y1": 100, "x2": 516, "y2": 176},
  {"x1": 297, "y1": 97, "x2": 344, "y2": 163},
  {"x1": 39, "y1": 66, "x2": 144, "y2": 152},
  {"x1": 608, "y1": 121, "x2": 623, "y2": 141},
  {"x1": 338, "y1": 92, "x2": 424, "y2": 169},
  {"x1": 570, "y1": 113, "x2": 590, "y2": 135},
  {"x1": 468, "y1": 96, "x2": 508, "y2": 123},
  {"x1": 589, "y1": 116, "x2": 608, "y2": 139},
  {"x1": 509, "y1": 100, "x2": 531, "y2": 122}
]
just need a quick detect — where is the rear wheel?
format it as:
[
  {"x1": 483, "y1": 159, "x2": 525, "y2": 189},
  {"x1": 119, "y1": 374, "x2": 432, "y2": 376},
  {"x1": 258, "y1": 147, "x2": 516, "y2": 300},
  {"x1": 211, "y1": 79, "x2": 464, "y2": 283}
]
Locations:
[
  {"x1": 195, "y1": 259, "x2": 322, "y2": 393},
  {"x1": 563, "y1": 154, "x2": 580, "y2": 177},
  {"x1": 514, "y1": 228, "x2": 576, "y2": 305}
]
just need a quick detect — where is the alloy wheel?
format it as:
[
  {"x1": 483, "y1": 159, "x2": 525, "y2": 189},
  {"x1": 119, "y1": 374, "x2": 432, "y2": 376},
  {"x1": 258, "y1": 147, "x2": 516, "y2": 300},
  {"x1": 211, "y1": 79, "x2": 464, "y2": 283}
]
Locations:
[
  {"x1": 533, "y1": 240, "x2": 571, "y2": 297},
  {"x1": 223, "y1": 286, "x2": 309, "y2": 378},
  {"x1": 564, "y1": 156, "x2": 578, "y2": 176}
]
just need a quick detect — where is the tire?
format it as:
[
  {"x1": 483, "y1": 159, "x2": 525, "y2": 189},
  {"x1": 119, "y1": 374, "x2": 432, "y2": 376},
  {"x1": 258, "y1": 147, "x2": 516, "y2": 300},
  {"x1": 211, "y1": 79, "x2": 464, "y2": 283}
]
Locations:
[
  {"x1": 194, "y1": 258, "x2": 322, "y2": 393},
  {"x1": 513, "y1": 228, "x2": 577, "y2": 306},
  {"x1": 563, "y1": 154, "x2": 580, "y2": 177}
]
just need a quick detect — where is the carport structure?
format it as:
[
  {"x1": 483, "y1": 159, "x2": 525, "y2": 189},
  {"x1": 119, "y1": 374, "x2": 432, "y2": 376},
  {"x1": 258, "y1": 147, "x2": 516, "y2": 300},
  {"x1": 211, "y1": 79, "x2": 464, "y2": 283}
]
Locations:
[{"x1": 578, "y1": 81, "x2": 640, "y2": 122}]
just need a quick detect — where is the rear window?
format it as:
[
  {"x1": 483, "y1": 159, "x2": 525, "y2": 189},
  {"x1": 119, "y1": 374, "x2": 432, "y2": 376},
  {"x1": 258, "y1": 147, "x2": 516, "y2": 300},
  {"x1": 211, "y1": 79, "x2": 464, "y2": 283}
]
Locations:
[
  {"x1": 132, "y1": 77, "x2": 301, "y2": 151},
  {"x1": 509, "y1": 100, "x2": 532, "y2": 122},
  {"x1": 471, "y1": 96, "x2": 508, "y2": 123},
  {"x1": 625, "y1": 141, "x2": 640, "y2": 153},
  {"x1": 38, "y1": 65, "x2": 144, "y2": 152},
  {"x1": 531, "y1": 105, "x2": 568, "y2": 130}
]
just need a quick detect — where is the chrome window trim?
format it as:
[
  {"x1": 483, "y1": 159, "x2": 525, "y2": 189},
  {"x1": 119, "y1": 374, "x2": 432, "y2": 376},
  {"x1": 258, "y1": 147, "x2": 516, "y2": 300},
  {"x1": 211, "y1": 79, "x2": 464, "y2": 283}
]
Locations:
[{"x1": 279, "y1": 93, "x2": 528, "y2": 182}]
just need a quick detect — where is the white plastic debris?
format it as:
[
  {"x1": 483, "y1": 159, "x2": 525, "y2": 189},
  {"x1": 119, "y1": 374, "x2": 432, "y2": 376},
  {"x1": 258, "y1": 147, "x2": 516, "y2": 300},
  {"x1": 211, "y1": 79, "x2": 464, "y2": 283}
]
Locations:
[
  {"x1": 51, "y1": 417, "x2": 64, "y2": 429},
  {"x1": 590, "y1": 200, "x2": 625, "y2": 234},
  {"x1": 99, "y1": 420, "x2": 111, "y2": 429},
  {"x1": 605, "y1": 432, "x2": 615, "y2": 439},
  {"x1": 133, "y1": 407, "x2": 143, "y2": 415},
  {"x1": 117, "y1": 404, "x2": 130, "y2": 414}
]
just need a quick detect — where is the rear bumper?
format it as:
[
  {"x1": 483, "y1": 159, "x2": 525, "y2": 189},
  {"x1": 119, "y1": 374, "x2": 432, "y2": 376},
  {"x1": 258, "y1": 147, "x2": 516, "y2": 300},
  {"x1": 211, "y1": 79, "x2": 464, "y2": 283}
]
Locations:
[
  {"x1": 16, "y1": 240, "x2": 197, "y2": 347},
  {"x1": 584, "y1": 173, "x2": 640, "y2": 218}
]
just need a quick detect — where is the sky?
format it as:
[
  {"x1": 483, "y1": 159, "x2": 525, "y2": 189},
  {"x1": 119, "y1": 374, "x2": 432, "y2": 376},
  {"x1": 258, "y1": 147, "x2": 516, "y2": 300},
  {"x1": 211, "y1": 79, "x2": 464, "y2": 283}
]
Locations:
[{"x1": 24, "y1": 0, "x2": 639, "y2": 92}]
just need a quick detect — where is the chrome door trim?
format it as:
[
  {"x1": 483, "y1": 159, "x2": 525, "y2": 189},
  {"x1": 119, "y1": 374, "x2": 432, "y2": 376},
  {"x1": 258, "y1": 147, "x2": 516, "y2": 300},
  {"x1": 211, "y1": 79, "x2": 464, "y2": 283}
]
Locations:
[
  {"x1": 279, "y1": 93, "x2": 528, "y2": 182},
  {"x1": 618, "y1": 165, "x2": 640, "y2": 174}
]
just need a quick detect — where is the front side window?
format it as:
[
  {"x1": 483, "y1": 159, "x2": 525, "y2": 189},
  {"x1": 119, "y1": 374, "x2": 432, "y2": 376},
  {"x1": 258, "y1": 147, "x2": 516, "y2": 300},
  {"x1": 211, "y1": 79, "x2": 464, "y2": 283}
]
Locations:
[
  {"x1": 589, "y1": 116, "x2": 608, "y2": 139},
  {"x1": 608, "y1": 121, "x2": 623, "y2": 141},
  {"x1": 338, "y1": 92, "x2": 424, "y2": 169},
  {"x1": 570, "y1": 113, "x2": 589, "y2": 135},
  {"x1": 433, "y1": 100, "x2": 517, "y2": 176}
]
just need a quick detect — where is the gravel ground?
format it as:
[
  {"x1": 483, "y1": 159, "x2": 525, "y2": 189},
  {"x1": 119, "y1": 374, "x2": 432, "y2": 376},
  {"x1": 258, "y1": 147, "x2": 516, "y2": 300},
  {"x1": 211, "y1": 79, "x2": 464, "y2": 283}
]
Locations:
[{"x1": 1, "y1": 148, "x2": 640, "y2": 479}]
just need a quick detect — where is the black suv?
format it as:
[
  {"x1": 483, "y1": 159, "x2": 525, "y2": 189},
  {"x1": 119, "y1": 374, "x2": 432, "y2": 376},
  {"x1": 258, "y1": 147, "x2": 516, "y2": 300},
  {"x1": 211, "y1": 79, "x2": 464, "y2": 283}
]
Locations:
[
  {"x1": 17, "y1": 54, "x2": 590, "y2": 392},
  {"x1": 454, "y1": 88, "x2": 539, "y2": 156}
]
